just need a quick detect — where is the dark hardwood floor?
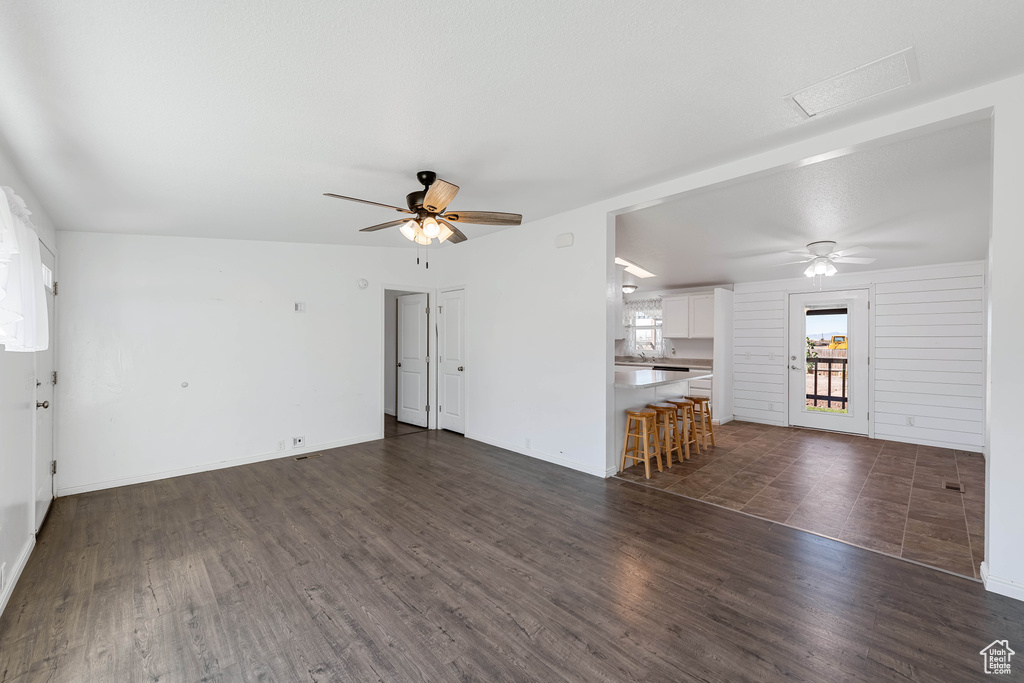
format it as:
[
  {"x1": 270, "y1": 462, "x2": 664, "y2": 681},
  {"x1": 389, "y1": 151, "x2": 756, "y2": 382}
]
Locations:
[
  {"x1": 2, "y1": 431, "x2": 1022, "y2": 682},
  {"x1": 384, "y1": 413, "x2": 427, "y2": 439}
]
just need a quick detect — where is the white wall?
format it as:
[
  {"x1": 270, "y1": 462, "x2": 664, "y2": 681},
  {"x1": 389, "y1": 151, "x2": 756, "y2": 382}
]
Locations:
[
  {"x1": 731, "y1": 262, "x2": 986, "y2": 450},
  {"x1": 0, "y1": 142, "x2": 57, "y2": 616},
  {"x1": 434, "y1": 214, "x2": 612, "y2": 477},
  {"x1": 55, "y1": 232, "x2": 434, "y2": 495},
  {"x1": 986, "y1": 76, "x2": 1024, "y2": 602}
]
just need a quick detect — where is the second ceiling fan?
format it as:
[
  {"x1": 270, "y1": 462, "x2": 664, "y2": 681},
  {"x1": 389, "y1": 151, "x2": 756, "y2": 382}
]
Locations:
[{"x1": 325, "y1": 170, "x2": 522, "y2": 245}]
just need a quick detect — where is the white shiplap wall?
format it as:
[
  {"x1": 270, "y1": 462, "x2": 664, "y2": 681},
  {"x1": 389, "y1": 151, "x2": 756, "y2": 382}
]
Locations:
[
  {"x1": 733, "y1": 290, "x2": 788, "y2": 425},
  {"x1": 873, "y1": 273, "x2": 985, "y2": 448},
  {"x1": 731, "y1": 262, "x2": 986, "y2": 449}
]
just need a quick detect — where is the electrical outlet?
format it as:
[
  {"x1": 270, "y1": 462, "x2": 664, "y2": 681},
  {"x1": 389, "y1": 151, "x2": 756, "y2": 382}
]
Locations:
[
  {"x1": 293, "y1": 436, "x2": 305, "y2": 447},
  {"x1": 294, "y1": 302, "x2": 306, "y2": 312},
  {"x1": 906, "y1": 416, "x2": 915, "y2": 427},
  {"x1": 278, "y1": 440, "x2": 286, "y2": 451},
  {"x1": 525, "y1": 438, "x2": 531, "y2": 449}
]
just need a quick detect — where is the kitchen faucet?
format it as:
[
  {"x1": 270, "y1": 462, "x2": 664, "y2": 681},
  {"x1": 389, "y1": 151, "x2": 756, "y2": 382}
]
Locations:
[{"x1": 639, "y1": 351, "x2": 647, "y2": 362}]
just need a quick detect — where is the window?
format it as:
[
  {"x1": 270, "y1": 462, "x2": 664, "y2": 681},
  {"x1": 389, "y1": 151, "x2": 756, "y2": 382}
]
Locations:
[
  {"x1": 632, "y1": 314, "x2": 662, "y2": 351},
  {"x1": 624, "y1": 297, "x2": 666, "y2": 356}
]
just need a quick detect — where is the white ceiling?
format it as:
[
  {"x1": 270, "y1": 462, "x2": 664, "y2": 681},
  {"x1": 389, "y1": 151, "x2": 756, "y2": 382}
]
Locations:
[
  {"x1": 0, "y1": 1, "x2": 1022, "y2": 246},
  {"x1": 616, "y1": 117, "x2": 993, "y2": 290}
]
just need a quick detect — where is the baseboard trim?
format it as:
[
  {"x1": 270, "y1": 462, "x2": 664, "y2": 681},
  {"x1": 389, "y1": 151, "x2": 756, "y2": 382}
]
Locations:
[
  {"x1": 981, "y1": 564, "x2": 1024, "y2": 603},
  {"x1": 0, "y1": 535, "x2": 35, "y2": 620},
  {"x1": 56, "y1": 433, "x2": 382, "y2": 496},
  {"x1": 464, "y1": 432, "x2": 607, "y2": 478},
  {"x1": 384, "y1": 408, "x2": 396, "y2": 416}
]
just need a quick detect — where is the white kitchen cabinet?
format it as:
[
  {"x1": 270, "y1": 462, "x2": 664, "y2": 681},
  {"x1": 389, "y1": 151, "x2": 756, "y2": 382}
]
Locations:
[
  {"x1": 661, "y1": 296, "x2": 690, "y2": 338},
  {"x1": 689, "y1": 293, "x2": 715, "y2": 338}
]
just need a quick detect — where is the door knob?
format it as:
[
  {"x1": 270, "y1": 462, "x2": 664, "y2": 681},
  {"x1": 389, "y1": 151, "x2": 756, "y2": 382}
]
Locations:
[
  {"x1": 397, "y1": 362, "x2": 402, "y2": 367},
  {"x1": 790, "y1": 365, "x2": 800, "y2": 370},
  {"x1": 36, "y1": 400, "x2": 49, "y2": 409},
  {"x1": 458, "y1": 366, "x2": 464, "y2": 372}
]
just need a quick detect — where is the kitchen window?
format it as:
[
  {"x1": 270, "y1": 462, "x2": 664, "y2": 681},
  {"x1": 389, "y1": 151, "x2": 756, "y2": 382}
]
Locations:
[{"x1": 624, "y1": 298, "x2": 666, "y2": 356}]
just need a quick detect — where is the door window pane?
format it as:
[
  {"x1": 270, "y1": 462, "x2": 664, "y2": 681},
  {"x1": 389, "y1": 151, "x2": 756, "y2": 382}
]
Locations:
[{"x1": 804, "y1": 309, "x2": 848, "y2": 414}]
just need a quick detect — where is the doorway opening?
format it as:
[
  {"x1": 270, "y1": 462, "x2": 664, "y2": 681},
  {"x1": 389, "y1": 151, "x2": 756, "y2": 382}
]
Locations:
[{"x1": 384, "y1": 289, "x2": 429, "y2": 439}]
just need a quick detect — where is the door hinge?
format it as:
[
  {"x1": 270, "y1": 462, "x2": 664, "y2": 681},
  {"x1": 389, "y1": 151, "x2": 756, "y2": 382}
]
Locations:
[
  {"x1": 425, "y1": 306, "x2": 429, "y2": 315},
  {"x1": 426, "y1": 404, "x2": 430, "y2": 412},
  {"x1": 425, "y1": 356, "x2": 430, "y2": 363},
  {"x1": 52, "y1": 371, "x2": 57, "y2": 386},
  {"x1": 51, "y1": 461, "x2": 56, "y2": 475},
  {"x1": 867, "y1": 300, "x2": 870, "y2": 310},
  {"x1": 53, "y1": 281, "x2": 58, "y2": 296},
  {"x1": 438, "y1": 305, "x2": 443, "y2": 313}
]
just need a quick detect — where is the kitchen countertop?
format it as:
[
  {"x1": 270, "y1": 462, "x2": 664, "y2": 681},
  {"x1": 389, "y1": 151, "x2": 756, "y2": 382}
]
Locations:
[
  {"x1": 613, "y1": 356, "x2": 713, "y2": 369},
  {"x1": 614, "y1": 368, "x2": 713, "y2": 389}
]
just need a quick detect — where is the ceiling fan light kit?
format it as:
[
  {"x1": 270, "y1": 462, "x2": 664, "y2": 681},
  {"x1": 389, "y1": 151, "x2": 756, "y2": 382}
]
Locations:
[{"x1": 325, "y1": 170, "x2": 523, "y2": 265}]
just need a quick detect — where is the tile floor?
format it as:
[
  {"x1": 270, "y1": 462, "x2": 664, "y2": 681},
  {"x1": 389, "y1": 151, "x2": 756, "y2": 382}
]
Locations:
[{"x1": 616, "y1": 420, "x2": 985, "y2": 579}]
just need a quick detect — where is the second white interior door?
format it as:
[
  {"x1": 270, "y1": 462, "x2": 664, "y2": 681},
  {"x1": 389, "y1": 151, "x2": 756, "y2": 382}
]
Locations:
[
  {"x1": 397, "y1": 293, "x2": 429, "y2": 427},
  {"x1": 438, "y1": 289, "x2": 466, "y2": 434}
]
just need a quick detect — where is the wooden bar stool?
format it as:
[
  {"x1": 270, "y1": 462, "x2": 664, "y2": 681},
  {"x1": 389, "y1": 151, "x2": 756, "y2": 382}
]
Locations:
[
  {"x1": 686, "y1": 396, "x2": 716, "y2": 448},
  {"x1": 647, "y1": 403, "x2": 683, "y2": 467},
  {"x1": 666, "y1": 398, "x2": 699, "y2": 460},
  {"x1": 621, "y1": 410, "x2": 662, "y2": 478}
]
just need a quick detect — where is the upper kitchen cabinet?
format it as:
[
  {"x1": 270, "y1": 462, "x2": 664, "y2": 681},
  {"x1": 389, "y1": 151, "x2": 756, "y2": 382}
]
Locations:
[
  {"x1": 689, "y1": 293, "x2": 714, "y2": 338},
  {"x1": 661, "y1": 295, "x2": 690, "y2": 338},
  {"x1": 662, "y1": 292, "x2": 715, "y2": 339}
]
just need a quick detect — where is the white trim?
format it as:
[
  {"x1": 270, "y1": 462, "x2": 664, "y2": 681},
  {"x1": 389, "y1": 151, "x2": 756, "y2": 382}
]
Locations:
[
  {"x1": 384, "y1": 408, "x2": 396, "y2": 416},
  {"x1": 465, "y1": 432, "x2": 608, "y2": 479},
  {"x1": 0, "y1": 535, "x2": 35, "y2": 620},
  {"x1": 982, "y1": 563, "x2": 1024, "y2": 603},
  {"x1": 55, "y1": 434, "x2": 381, "y2": 496}
]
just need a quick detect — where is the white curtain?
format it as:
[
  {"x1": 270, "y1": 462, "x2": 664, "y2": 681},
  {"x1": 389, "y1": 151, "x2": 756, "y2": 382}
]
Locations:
[
  {"x1": 0, "y1": 186, "x2": 48, "y2": 352},
  {"x1": 623, "y1": 297, "x2": 667, "y2": 356}
]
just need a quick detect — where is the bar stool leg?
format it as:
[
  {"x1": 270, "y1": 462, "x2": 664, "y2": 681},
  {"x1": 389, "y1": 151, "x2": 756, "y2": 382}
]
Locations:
[{"x1": 641, "y1": 418, "x2": 652, "y2": 478}]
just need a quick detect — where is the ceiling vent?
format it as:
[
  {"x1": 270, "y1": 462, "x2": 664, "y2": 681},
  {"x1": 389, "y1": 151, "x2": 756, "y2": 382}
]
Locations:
[{"x1": 786, "y1": 47, "x2": 919, "y2": 118}]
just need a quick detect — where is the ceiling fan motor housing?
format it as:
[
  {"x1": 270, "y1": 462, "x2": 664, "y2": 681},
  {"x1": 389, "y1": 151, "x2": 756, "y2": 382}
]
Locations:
[
  {"x1": 416, "y1": 170, "x2": 437, "y2": 187},
  {"x1": 406, "y1": 190, "x2": 426, "y2": 212}
]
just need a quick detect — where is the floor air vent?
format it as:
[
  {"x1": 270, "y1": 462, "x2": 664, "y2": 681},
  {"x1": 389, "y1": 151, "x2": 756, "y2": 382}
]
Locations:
[
  {"x1": 295, "y1": 452, "x2": 322, "y2": 461},
  {"x1": 943, "y1": 481, "x2": 964, "y2": 493}
]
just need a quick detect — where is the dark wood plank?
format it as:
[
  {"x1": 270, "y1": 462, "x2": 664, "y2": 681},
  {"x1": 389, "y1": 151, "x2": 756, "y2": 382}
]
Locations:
[{"x1": 1, "y1": 430, "x2": 1022, "y2": 682}]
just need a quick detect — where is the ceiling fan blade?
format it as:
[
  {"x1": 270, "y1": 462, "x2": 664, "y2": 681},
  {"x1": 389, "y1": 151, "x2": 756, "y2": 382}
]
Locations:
[
  {"x1": 442, "y1": 210, "x2": 522, "y2": 226},
  {"x1": 833, "y1": 256, "x2": 876, "y2": 264},
  {"x1": 359, "y1": 218, "x2": 412, "y2": 232},
  {"x1": 324, "y1": 193, "x2": 414, "y2": 214},
  {"x1": 778, "y1": 258, "x2": 814, "y2": 265},
  {"x1": 439, "y1": 219, "x2": 468, "y2": 243},
  {"x1": 832, "y1": 245, "x2": 868, "y2": 257},
  {"x1": 423, "y1": 178, "x2": 460, "y2": 213}
]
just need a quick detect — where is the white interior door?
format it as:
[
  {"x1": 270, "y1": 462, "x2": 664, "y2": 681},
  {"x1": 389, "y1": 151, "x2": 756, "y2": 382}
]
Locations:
[
  {"x1": 397, "y1": 293, "x2": 429, "y2": 427},
  {"x1": 35, "y1": 244, "x2": 55, "y2": 531},
  {"x1": 788, "y1": 289, "x2": 869, "y2": 435},
  {"x1": 438, "y1": 289, "x2": 465, "y2": 434}
]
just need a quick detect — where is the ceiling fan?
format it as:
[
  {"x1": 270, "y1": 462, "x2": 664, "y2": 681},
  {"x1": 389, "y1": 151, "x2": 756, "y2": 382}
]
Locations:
[
  {"x1": 324, "y1": 170, "x2": 522, "y2": 246},
  {"x1": 784, "y1": 240, "x2": 876, "y2": 277}
]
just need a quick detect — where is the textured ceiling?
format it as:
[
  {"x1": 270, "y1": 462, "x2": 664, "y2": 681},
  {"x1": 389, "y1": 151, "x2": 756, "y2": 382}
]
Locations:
[
  {"x1": 0, "y1": 1, "x2": 1021, "y2": 246},
  {"x1": 616, "y1": 118, "x2": 993, "y2": 290}
]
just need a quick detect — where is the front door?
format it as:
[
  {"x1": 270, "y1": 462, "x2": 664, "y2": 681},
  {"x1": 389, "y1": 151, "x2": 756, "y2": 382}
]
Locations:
[
  {"x1": 397, "y1": 293, "x2": 429, "y2": 427},
  {"x1": 35, "y1": 244, "x2": 55, "y2": 531},
  {"x1": 788, "y1": 289, "x2": 869, "y2": 435},
  {"x1": 438, "y1": 288, "x2": 465, "y2": 434}
]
